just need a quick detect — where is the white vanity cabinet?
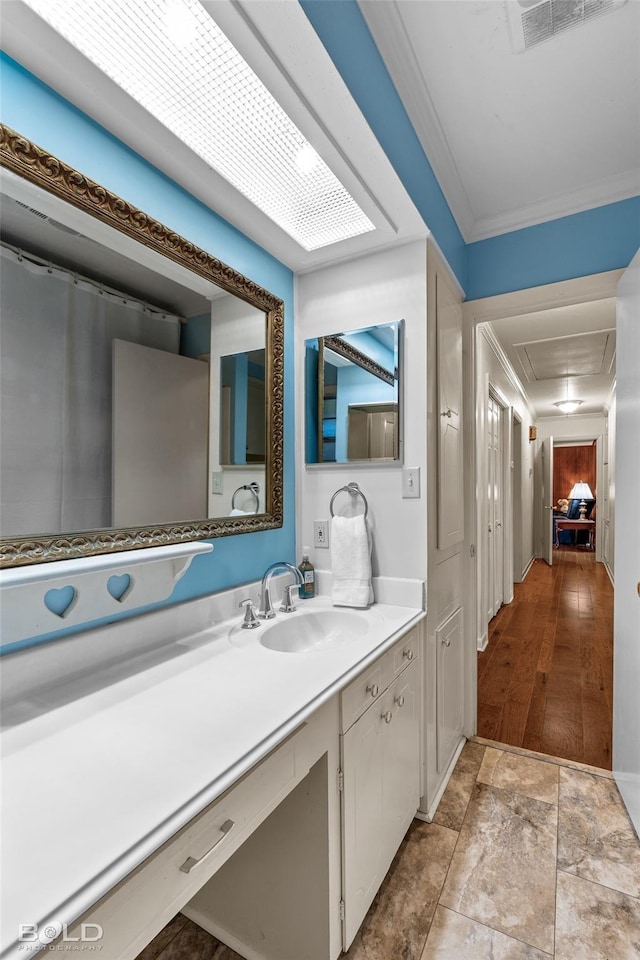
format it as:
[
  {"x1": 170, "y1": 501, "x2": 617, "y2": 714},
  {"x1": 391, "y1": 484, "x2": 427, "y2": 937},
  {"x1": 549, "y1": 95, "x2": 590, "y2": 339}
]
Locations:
[
  {"x1": 339, "y1": 628, "x2": 421, "y2": 949},
  {"x1": 27, "y1": 605, "x2": 425, "y2": 960}
]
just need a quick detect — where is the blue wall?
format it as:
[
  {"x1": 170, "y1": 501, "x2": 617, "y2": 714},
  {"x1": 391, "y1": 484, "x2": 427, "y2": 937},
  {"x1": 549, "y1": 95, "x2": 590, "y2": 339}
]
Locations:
[
  {"x1": 335, "y1": 368, "x2": 395, "y2": 462},
  {"x1": 0, "y1": 53, "x2": 296, "y2": 649},
  {"x1": 300, "y1": 0, "x2": 640, "y2": 298},
  {"x1": 466, "y1": 198, "x2": 640, "y2": 299}
]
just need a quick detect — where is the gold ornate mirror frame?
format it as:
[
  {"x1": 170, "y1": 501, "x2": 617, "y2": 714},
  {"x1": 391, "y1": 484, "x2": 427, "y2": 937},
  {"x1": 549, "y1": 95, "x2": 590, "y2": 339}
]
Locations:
[{"x1": 0, "y1": 125, "x2": 284, "y2": 567}]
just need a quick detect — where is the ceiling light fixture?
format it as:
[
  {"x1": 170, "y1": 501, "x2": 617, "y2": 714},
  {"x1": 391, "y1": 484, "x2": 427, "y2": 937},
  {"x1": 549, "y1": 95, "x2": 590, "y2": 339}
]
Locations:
[
  {"x1": 22, "y1": 0, "x2": 376, "y2": 252},
  {"x1": 554, "y1": 399, "x2": 583, "y2": 414}
]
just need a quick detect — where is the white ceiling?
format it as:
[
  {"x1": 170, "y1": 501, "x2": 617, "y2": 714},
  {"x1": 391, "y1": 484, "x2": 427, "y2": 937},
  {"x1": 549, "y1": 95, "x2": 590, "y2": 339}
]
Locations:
[
  {"x1": 488, "y1": 297, "x2": 617, "y2": 417},
  {"x1": 360, "y1": 0, "x2": 640, "y2": 241},
  {"x1": 359, "y1": 0, "x2": 635, "y2": 418}
]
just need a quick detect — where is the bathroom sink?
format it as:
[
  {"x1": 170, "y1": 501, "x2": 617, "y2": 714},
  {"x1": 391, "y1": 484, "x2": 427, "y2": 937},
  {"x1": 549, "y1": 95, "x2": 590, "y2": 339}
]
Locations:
[{"x1": 259, "y1": 609, "x2": 370, "y2": 653}]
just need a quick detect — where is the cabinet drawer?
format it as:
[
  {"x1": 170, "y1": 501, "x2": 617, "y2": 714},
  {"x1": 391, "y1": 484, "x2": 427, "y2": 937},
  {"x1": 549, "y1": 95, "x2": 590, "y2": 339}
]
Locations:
[
  {"x1": 341, "y1": 658, "x2": 385, "y2": 732},
  {"x1": 387, "y1": 626, "x2": 419, "y2": 682},
  {"x1": 340, "y1": 626, "x2": 421, "y2": 732},
  {"x1": 59, "y1": 722, "x2": 314, "y2": 960}
]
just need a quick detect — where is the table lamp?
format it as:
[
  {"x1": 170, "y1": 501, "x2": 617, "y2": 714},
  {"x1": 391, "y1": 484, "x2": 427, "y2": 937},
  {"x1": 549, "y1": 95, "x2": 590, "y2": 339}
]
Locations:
[{"x1": 569, "y1": 481, "x2": 593, "y2": 520}]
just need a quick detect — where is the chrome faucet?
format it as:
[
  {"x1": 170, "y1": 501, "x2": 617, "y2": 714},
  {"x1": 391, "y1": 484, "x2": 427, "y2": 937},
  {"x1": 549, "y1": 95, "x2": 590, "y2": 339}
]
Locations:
[{"x1": 258, "y1": 562, "x2": 304, "y2": 619}]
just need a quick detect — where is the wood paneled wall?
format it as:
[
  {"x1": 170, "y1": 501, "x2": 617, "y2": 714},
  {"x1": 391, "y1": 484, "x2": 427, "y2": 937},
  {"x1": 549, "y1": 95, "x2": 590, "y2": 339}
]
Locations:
[{"x1": 553, "y1": 443, "x2": 596, "y2": 505}]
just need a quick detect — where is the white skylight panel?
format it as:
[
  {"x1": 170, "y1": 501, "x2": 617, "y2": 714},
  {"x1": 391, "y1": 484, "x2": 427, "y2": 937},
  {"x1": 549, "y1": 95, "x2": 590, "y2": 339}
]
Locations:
[{"x1": 22, "y1": 0, "x2": 375, "y2": 251}]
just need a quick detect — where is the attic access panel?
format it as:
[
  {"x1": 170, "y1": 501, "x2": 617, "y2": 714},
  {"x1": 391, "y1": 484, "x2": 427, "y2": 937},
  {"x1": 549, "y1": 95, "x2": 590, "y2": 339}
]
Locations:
[{"x1": 514, "y1": 329, "x2": 616, "y2": 381}]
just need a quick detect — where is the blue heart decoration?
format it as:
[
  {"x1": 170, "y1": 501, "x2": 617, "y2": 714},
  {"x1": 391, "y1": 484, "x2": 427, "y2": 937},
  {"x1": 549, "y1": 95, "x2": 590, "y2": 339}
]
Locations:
[
  {"x1": 44, "y1": 585, "x2": 77, "y2": 618},
  {"x1": 107, "y1": 573, "x2": 133, "y2": 603}
]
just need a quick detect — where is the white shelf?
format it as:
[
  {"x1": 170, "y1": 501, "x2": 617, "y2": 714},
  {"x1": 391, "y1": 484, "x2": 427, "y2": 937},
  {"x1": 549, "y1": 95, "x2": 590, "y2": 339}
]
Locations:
[{"x1": 0, "y1": 541, "x2": 213, "y2": 646}]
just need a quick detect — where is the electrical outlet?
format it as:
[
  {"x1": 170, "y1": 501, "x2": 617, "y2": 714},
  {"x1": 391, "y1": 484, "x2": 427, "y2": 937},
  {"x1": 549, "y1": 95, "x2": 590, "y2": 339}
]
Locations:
[
  {"x1": 211, "y1": 471, "x2": 223, "y2": 494},
  {"x1": 402, "y1": 467, "x2": 421, "y2": 499},
  {"x1": 313, "y1": 520, "x2": 329, "y2": 548}
]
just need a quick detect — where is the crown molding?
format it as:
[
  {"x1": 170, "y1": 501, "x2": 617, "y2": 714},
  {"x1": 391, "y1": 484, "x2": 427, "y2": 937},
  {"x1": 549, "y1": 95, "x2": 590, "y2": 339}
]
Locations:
[
  {"x1": 468, "y1": 169, "x2": 640, "y2": 242},
  {"x1": 359, "y1": 1, "x2": 639, "y2": 245},
  {"x1": 480, "y1": 324, "x2": 533, "y2": 412}
]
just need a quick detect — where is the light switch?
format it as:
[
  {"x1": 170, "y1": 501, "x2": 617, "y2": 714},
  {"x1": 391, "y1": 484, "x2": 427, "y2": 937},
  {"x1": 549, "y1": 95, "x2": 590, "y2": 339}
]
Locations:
[
  {"x1": 211, "y1": 471, "x2": 223, "y2": 494},
  {"x1": 402, "y1": 467, "x2": 421, "y2": 499}
]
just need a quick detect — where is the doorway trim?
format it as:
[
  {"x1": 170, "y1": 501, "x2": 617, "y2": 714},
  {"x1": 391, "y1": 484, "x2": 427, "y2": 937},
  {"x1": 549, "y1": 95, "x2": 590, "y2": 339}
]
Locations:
[{"x1": 462, "y1": 267, "x2": 623, "y2": 736}]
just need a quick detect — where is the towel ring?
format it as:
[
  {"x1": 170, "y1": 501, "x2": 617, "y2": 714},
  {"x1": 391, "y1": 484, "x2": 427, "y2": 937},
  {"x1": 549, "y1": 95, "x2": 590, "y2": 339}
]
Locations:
[
  {"x1": 329, "y1": 482, "x2": 369, "y2": 519},
  {"x1": 232, "y1": 482, "x2": 260, "y2": 514}
]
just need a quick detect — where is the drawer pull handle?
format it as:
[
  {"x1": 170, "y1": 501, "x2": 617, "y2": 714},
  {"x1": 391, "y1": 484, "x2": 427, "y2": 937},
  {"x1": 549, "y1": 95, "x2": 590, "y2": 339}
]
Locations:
[
  {"x1": 366, "y1": 683, "x2": 379, "y2": 698},
  {"x1": 382, "y1": 710, "x2": 393, "y2": 724},
  {"x1": 441, "y1": 637, "x2": 451, "y2": 647},
  {"x1": 403, "y1": 649, "x2": 414, "y2": 661},
  {"x1": 395, "y1": 695, "x2": 405, "y2": 708},
  {"x1": 179, "y1": 819, "x2": 235, "y2": 873}
]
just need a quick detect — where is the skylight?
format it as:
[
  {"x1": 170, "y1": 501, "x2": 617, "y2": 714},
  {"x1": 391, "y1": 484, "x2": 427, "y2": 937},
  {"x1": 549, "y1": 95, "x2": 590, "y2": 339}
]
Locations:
[{"x1": 23, "y1": 0, "x2": 376, "y2": 251}]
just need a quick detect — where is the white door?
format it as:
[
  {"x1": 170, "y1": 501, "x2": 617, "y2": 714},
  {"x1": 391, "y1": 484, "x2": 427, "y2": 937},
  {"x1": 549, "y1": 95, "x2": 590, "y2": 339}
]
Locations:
[
  {"x1": 341, "y1": 700, "x2": 386, "y2": 948},
  {"x1": 341, "y1": 660, "x2": 420, "y2": 948},
  {"x1": 541, "y1": 437, "x2": 554, "y2": 566},
  {"x1": 487, "y1": 393, "x2": 504, "y2": 616},
  {"x1": 436, "y1": 608, "x2": 464, "y2": 773},
  {"x1": 113, "y1": 340, "x2": 209, "y2": 526},
  {"x1": 437, "y1": 273, "x2": 464, "y2": 549},
  {"x1": 613, "y1": 250, "x2": 640, "y2": 835}
]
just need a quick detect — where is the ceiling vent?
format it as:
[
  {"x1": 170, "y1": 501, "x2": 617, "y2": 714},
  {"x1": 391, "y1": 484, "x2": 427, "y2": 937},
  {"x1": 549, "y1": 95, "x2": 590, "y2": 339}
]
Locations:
[
  {"x1": 507, "y1": 0, "x2": 628, "y2": 53},
  {"x1": 13, "y1": 199, "x2": 84, "y2": 238}
]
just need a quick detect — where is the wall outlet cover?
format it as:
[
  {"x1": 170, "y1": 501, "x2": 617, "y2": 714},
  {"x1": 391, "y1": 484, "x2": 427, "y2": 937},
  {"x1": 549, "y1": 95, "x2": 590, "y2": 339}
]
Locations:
[{"x1": 313, "y1": 520, "x2": 329, "y2": 548}]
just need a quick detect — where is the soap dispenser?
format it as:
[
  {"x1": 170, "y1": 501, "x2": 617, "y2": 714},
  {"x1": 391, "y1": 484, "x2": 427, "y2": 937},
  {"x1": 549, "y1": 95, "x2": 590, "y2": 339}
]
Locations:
[{"x1": 298, "y1": 547, "x2": 315, "y2": 599}]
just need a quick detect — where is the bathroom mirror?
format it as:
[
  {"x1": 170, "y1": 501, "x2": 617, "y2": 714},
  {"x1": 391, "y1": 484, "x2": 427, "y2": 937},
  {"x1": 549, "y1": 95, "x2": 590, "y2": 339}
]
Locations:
[
  {"x1": 0, "y1": 125, "x2": 283, "y2": 567},
  {"x1": 305, "y1": 320, "x2": 403, "y2": 464}
]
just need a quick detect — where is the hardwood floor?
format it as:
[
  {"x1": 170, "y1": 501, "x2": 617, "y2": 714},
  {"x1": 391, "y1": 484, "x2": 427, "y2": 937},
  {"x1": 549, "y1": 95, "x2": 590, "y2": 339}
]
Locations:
[{"x1": 477, "y1": 548, "x2": 614, "y2": 769}]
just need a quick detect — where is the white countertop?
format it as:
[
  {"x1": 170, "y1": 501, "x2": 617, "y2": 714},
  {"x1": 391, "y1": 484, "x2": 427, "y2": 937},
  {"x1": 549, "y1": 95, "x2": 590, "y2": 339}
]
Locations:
[{"x1": 0, "y1": 588, "x2": 423, "y2": 958}]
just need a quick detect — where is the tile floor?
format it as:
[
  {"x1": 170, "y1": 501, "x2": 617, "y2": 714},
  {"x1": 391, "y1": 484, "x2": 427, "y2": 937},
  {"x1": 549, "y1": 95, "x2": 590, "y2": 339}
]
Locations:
[{"x1": 137, "y1": 738, "x2": 640, "y2": 960}]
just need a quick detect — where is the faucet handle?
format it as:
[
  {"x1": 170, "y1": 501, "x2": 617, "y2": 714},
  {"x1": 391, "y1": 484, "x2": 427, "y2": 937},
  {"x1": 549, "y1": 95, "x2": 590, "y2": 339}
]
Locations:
[
  {"x1": 239, "y1": 598, "x2": 260, "y2": 629},
  {"x1": 280, "y1": 583, "x2": 300, "y2": 613}
]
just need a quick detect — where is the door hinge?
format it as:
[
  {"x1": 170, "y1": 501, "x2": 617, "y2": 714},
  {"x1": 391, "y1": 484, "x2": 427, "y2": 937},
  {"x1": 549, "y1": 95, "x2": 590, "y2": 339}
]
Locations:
[
  {"x1": 470, "y1": 543, "x2": 475, "y2": 558},
  {"x1": 337, "y1": 769, "x2": 344, "y2": 792},
  {"x1": 339, "y1": 900, "x2": 345, "y2": 921}
]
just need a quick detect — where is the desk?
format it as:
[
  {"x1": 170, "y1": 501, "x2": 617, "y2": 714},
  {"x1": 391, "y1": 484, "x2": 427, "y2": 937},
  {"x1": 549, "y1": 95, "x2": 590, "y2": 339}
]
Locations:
[{"x1": 555, "y1": 518, "x2": 595, "y2": 549}]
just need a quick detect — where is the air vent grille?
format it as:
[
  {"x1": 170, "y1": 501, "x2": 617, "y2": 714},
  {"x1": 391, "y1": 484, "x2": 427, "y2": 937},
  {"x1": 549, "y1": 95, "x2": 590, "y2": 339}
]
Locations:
[
  {"x1": 13, "y1": 199, "x2": 84, "y2": 237},
  {"x1": 14, "y1": 200, "x2": 48, "y2": 220},
  {"x1": 510, "y1": 0, "x2": 627, "y2": 52}
]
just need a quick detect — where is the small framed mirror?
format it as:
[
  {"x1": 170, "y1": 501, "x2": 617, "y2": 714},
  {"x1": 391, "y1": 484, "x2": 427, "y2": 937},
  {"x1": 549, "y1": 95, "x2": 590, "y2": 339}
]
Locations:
[{"x1": 304, "y1": 320, "x2": 403, "y2": 464}]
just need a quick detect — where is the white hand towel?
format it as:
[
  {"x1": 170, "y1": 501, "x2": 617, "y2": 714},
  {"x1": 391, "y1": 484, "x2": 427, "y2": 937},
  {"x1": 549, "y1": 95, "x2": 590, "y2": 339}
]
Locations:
[{"x1": 331, "y1": 513, "x2": 373, "y2": 608}]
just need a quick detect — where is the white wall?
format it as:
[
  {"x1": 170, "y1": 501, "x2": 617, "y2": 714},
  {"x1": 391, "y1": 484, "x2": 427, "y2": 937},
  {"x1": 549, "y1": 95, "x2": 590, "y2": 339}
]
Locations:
[
  {"x1": 295, "y1": 240, "x2": 428, "y2": 581},
  {"x1": 536, "y1": 414, "x2": 605, "y2": 442}
]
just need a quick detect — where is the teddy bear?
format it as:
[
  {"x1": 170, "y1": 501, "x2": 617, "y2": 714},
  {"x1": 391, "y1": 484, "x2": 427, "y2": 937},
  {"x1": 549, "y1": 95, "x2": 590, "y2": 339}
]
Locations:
[{"x1": 556, "y1": 498, "x2": 569, "y2": 514}]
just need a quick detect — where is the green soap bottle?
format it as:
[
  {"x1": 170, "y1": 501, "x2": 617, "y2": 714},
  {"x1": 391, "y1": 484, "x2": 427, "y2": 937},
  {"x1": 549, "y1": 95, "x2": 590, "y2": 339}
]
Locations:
[{"x1": 298, "y1": 547, "x2": 315, "y2": 599}]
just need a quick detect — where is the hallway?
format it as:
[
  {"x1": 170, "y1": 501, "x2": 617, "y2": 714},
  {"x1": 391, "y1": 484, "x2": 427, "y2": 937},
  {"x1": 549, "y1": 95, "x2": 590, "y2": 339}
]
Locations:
[{"x1": 477, "y1": 549, "x2": 614, "y2": 769}]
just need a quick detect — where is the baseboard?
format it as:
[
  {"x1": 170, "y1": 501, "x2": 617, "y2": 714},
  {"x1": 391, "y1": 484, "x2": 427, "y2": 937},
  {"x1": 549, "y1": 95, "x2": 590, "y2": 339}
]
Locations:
[
  {"x1": 604, "y1": 561, "x2": 615, "y2": 587},
  {"x1": 416, "y1": 736, "x2": 466, "y2": 822},
  {"x1": 477, "y1": 631, "x2": 488, "y2": 652},
  {"x1": 520, "y1": 555, "x2": 535, "y2": 581}
]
